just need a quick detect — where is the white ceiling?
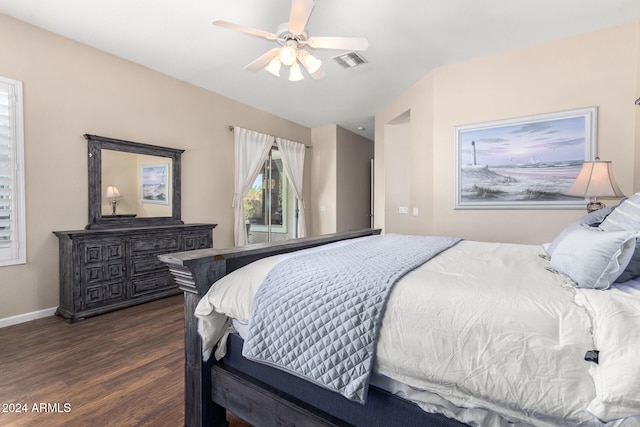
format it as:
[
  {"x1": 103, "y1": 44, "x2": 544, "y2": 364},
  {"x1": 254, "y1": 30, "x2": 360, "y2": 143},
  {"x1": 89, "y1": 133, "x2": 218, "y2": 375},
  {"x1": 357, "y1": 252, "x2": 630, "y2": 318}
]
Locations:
[{"x1": 2, "y1": 0, "x2": 640, "y2": 140}]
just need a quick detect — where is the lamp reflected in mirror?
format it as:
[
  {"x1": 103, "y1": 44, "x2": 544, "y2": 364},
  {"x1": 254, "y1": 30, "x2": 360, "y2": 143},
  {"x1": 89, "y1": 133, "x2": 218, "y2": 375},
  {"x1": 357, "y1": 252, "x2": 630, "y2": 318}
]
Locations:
[
  {"x1": 564, "y1": 158, "x2": 625, "y2": 212},
  {"x1": 105, "y1": 185, "x2": 122, "y2": 215}
]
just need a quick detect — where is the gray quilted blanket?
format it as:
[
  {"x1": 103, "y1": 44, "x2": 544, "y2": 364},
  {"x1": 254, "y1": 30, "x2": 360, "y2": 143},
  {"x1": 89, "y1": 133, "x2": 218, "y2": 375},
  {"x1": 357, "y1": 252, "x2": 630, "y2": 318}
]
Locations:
[{"x1": 241, "y1": 233, "x2": 461, "y2": 403}]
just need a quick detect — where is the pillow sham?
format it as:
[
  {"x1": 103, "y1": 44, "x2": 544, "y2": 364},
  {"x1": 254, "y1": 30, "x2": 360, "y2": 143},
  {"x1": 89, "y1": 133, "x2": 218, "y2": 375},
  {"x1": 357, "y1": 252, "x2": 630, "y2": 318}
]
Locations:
[
  {"x1": 599, "y1": 192, "x2": 640, "y2": 232},
  {"x1": 598, "y1": 194, "x2": 640, "y2": 282},
  {"x1": 615, "y1": 242, "x2": 640, "y2": 283},
  {"x1": 550, "y1": 228, "x2": 637, "y2": 290},
  {"x1": 547, "y1": 205, "x2": 615, "y2": 256}
]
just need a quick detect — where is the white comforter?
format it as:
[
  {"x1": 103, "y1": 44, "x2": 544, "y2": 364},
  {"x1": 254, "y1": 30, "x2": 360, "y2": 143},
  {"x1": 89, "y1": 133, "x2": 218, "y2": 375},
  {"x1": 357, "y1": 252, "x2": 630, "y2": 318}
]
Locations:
[{"x1": 195, "y1": 238, "x2": 640, "y2": 427}]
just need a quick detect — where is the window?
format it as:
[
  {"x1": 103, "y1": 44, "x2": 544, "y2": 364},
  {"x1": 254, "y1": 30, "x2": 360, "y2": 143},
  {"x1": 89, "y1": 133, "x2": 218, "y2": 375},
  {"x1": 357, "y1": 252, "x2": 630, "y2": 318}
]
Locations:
[
  {"x1": 244, "y1": 148, "x2": 297, "y2": 243},
  {"x1": 0, "y1": 76, "x2": 26, "y2": 266}
]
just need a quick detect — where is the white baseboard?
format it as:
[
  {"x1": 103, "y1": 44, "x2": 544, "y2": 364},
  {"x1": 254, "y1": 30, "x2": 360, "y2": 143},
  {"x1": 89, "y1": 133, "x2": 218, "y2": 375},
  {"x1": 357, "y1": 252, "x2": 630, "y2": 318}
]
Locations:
[{"x1": 0, "y1": 307, "x2": 57, "y2": 328}]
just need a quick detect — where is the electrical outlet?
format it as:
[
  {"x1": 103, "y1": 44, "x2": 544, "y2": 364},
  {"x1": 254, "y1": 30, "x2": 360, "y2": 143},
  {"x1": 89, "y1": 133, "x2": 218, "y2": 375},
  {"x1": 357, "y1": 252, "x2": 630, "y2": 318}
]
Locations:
[{"x1": 398, "y1": 206, "x2": 409, "y2": 214}]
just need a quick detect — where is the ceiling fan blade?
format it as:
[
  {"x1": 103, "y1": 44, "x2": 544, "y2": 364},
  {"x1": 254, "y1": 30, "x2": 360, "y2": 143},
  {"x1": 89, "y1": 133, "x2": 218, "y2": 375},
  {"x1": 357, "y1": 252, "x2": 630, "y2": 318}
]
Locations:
[
  {"x1": 288, "y1": 0, "x2": 315, "y2": 35},
  {"x1": 244, "y1": 48, "x2": 281, "y2": 71},
  {"x1": 212, "y1": 20, "x2": 279, "y2": 41},
  {"x1": 307, "y1": 36, "x2": 369, "y2": 51}
]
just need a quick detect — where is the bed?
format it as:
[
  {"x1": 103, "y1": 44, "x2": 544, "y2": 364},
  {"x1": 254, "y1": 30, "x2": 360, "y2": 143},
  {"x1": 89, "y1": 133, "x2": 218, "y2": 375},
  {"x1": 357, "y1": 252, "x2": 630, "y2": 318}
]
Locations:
[{"x1": 159, "y1": 195, "x2": 640, "y2": 427}]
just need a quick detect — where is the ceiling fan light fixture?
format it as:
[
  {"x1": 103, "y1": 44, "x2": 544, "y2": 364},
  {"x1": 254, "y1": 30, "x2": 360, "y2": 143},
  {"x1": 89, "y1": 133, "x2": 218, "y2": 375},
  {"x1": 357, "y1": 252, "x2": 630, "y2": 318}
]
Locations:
[
  {"x1": 289, "y1": 62, "x2": 304, "y2": 81},
  {"x1": 214, "y1": 0, "x2": 369, "y2": 82},
  {"x1": 279, "y1": 41, "x2": 298, "y2": 66},
  {"x1": 299, "y1": 51, "x2": 322, "y2": 74},
  {"x1": 265, "y1": 56, "x2": 281, "y2": 76}
]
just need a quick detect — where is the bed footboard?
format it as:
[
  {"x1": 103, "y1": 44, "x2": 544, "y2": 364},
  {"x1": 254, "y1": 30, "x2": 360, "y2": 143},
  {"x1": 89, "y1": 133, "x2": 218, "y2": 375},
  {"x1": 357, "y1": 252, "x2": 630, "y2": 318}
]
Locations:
[{"x1": 159, "y1": 229, "x2": 381, "y2": 427}]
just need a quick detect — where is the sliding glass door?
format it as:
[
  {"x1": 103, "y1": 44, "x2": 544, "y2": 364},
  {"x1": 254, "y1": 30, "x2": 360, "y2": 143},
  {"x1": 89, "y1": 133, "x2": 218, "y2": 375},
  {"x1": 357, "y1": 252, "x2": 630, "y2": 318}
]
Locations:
[{"x1": 244, "y1": 147, "x2": 297, "y2": 243}]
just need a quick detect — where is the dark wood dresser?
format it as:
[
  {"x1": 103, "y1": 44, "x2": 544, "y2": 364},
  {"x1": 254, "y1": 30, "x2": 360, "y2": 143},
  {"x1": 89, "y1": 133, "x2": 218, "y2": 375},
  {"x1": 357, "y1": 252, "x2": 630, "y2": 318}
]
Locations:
[{"x1": 54, "y1": 223, "x2": 215, "y2": 322}]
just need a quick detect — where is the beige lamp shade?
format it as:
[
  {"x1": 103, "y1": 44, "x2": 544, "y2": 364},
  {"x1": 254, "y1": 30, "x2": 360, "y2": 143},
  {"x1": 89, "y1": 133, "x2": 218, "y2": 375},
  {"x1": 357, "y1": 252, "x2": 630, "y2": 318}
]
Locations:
[
  {"x1": 105, "y1": 185, "x2": 122, "y2": 198},
  {"x1": 565, "y1": 159, "x2": 625, "y2": 211},
  {"x1": 565, "y1": 159, "x2": 625, "y2": 198}
]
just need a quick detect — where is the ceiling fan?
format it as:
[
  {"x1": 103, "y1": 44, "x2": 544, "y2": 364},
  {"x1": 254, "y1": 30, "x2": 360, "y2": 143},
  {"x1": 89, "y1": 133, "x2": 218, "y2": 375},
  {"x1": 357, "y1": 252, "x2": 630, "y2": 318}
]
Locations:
[{"x1": 212, "y1": 0, "x2": 369, "y2": 81}]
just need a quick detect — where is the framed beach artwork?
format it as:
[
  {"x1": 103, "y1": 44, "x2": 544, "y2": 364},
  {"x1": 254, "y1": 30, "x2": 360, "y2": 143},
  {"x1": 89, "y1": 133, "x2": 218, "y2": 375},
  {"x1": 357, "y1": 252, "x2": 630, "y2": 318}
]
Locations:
[
  {"x1": 454, "y1": 107, "x2": 597, "y2": 209},
  {"x1": 141, "y1": 163, "x2": 169, "y2": 205}
]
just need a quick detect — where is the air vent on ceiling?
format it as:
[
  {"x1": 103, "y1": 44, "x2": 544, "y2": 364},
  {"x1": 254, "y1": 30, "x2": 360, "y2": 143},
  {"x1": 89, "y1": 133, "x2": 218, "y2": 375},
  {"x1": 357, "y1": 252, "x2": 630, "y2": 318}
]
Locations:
[{"x1": 332, "y1": 51, "x2": 368, "y2": 68}]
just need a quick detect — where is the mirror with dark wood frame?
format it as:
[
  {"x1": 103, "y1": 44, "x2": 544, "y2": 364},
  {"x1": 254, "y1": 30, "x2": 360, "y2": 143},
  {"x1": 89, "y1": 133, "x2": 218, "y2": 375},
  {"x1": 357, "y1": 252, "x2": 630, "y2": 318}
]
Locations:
[{"x1": 85, "y1": 134, "x2": 184, "y2": 229}]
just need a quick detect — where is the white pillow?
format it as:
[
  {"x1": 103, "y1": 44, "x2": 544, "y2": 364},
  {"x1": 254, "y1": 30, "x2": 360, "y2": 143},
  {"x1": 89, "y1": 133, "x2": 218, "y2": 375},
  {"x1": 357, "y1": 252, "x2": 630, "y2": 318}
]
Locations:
[
  {"x1": 199, "y1": 256, "x2": 280, "y2": 321},
  {"x1": 550, "y1": 228, "x2": 637, "y2": 290},
  {"x1": 600, "y1": 192, "x2": 640, "y2": 232}
]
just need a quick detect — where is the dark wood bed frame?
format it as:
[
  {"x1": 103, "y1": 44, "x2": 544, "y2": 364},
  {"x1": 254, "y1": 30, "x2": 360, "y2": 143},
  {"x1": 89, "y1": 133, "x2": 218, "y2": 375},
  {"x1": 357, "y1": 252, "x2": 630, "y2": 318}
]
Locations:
[{"x1": 159, "y1": 229, "x2": 467, "y2": 427}]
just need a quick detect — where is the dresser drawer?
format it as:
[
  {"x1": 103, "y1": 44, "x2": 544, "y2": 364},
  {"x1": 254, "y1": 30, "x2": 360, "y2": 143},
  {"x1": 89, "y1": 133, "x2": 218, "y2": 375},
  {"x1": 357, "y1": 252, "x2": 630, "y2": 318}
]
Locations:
[
  {"x1": 129, "y1": 235, "x2": 179, "y2": 255},
  {"x1": 131, "y1": 274, "x2": 176, "y2": 297},
  {"x1": 130, "y1": 254, "x2": 169, "y2": 276}
]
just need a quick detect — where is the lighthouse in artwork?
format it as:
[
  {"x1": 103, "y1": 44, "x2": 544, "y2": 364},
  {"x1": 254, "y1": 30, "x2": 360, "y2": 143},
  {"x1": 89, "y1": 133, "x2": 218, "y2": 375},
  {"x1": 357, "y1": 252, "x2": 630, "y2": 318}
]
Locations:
[
  {"x1": 472, "y1": 140, "x2": 476, "y2": 165},
  {"x1": 466, "y1": 140, "x2": 487, "y2": 169}
]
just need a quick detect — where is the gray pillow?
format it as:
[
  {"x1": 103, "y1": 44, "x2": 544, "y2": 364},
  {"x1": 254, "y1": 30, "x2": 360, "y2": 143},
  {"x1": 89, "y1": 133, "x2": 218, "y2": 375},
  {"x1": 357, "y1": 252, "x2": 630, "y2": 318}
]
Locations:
[
  {"x1": 616, "y1": 244, "x2": 640, "y2": 282},
  {"x1": 547, "y1": 205, "x2": 615, "y2": 256},
  {"x1": 600, "y1": 193, "x2": 640, "y2": 232},
  {"x1": 599, "y1": 194, "x2": 640, "y2": 282},
  {"x1": 550, "y1": 228, "x2": 637, "y2": 290}
]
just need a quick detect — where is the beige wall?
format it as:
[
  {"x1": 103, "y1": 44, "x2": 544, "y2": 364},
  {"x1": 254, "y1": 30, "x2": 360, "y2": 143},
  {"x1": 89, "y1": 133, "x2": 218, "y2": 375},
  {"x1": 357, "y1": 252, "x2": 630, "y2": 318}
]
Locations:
[
  {"x1": 376, "y1": 22, "x2": 640, "y2": 244},
  {"x1": 310, "y1": 126, "x2": 338, "y2": 235},
  {"x1": 376, "y1": 73, "x2": 436, "y2": 236},
  {"x1": 382, "y1": 111, "x2": 412, "y2": 234},
  {"x1": 0, "y1": 14, "x2": 312, "y2": 319}
]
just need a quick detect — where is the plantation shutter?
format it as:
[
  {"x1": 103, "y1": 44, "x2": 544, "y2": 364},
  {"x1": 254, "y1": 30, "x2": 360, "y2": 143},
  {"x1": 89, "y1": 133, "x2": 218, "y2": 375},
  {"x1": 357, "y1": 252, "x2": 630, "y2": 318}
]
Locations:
[{"x1": 0, "y1": 76, "x2": 26, "y2": 266}]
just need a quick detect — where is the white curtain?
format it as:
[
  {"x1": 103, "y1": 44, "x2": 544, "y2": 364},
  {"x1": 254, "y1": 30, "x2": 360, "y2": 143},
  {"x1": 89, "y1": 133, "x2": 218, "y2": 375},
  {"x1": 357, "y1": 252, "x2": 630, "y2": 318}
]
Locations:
[
  {"x1": 276, "y1": 137, "x2": 307, "y2": 238},
  {"x1": 233, "y1": 127, "x2": 273, "y2": 246}
]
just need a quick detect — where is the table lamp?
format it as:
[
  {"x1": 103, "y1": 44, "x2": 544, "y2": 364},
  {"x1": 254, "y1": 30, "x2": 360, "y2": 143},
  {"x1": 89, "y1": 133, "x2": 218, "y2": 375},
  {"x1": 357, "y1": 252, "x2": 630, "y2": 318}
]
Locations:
[
  {"x1": 564, "y1": 158, "x2": 625, "y2": 212},
  {"x1": 105, "y1": 185, "x2": 122, "y2": 215}
]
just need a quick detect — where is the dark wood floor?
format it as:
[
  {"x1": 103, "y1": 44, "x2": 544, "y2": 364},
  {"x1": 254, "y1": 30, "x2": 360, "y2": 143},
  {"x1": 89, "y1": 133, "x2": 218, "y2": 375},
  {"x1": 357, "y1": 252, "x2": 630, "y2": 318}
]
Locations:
[{"x1": 0, "y1": 295, "x2": 251, "y2": 427}]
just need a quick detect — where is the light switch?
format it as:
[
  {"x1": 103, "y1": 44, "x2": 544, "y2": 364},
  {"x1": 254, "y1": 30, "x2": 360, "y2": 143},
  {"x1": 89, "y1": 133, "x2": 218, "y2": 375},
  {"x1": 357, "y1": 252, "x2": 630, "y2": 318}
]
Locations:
[
  {"x1": 412, "y1": 207, "x2": 419, "y2": 216},
  {"x1": 399, "y1": 206, "x2": 409, "y2": 214}
]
